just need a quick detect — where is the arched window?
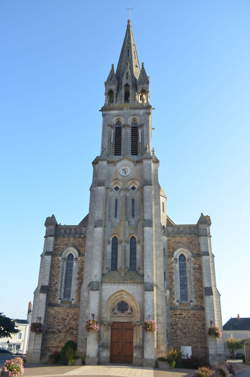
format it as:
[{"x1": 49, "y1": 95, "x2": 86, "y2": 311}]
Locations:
[
  {"x1": 179, "y1": 254, "x2": 188, "y2": 302},
  {"x1": 124, "y1": 84, "x2": 130, "y2": 103},
  {"x1": 111, "y1": 236, "x2": 118, "y2": 271},
  {"x1": 108, "y1": 89, "x2": 114, "y2": 104},
  {"x1": 114, "y1": 198, "x2": 118, "y2": 218},
  {"x1": 63, "y1": 254, "x2": 74, "y2": 300},
  {"x1": 114, "y1": 122, "x2": 122, "y2": 156},
  {"x1": 131, "y1": 125, "x2": 139, "y2": 155},
  {"x1": 131, "y1": 198, "x2": 135, "y2": 218},
  {"x1": 129, "y1": 236, "x2": 136, "y2": 271}
]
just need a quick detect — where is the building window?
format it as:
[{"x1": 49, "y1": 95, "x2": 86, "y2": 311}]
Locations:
[
  {"x1": 129, "y1": 236, "x2": 136, "y2": 271},
  {"x1": 124, "y1": 84, "x2": 130, "y2": 103},
  {"x1": 131, "y1": 126, "x2": 139, "y2": 155},
  {"x1": 162, "y1": 201, "x2": 165, "y2": 213},
  {"x1": 108, "y1": 89, "x2": 114, "y2": 104},
  {"x1": 179, "y1": 254, "x2": 188, "y2": 302},
  {"x1": 63, "y1": 254, "x2": 74, "y2": 300},
  {"x1": 114, "y1": 123, "x2": 122, "y2": 155},
  {"x1": 111, "y1": 237, "x2": 118, "y2": 271},
  {"x1": 131, "y1": 198, "x2": 135, "y2": 218},
  {"x1": 114, "y1": 199, "x2": 118, "y2": 218}
]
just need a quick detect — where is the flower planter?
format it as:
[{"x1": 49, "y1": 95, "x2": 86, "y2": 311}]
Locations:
[
  {"x1": 86, "y1": 320, "x2": 99, "y2": 332},
  {"x1": 144, "y1": 320, "x2": 157, "y2": 332},
  {"x1": 158, "y1": 360, "x2": 169, "y2": 370},
  {"x1": 1, "y1": 371, "x2": 10, "y2": 377},
  {"x1": 31, "y1": 322, "x2": 43, "y2": 334},
  {"x1": 208, "y1": 326, "x2": 221, "y2": 338}
]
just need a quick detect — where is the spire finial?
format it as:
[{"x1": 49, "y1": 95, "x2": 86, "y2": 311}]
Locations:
[{"x1": 126, "y1": 8, "x2": 133, "y2": 21}]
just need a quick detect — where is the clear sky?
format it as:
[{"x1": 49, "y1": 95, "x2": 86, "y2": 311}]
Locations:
[{"x1": 0, "y1": 0, "x2": 249, "y2": 324}]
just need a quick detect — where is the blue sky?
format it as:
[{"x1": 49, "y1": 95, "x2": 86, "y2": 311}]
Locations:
[{"x1": 0, "y1": 0, "x2": 249, "y2": 324}]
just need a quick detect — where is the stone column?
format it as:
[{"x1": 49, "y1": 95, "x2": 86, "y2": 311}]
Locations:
[
  {"x1": 143, "y1": 164, "x2": 156, "y2": 366},
  {"x1": 27, "y1": 215, "x2": 56, "y2": 362},
  {"x1": 199, "y1": 219, "x2": 225, "y2": 365},
  {"x1": 84, "y1": 173, "x2": 106, "y2": 364}
]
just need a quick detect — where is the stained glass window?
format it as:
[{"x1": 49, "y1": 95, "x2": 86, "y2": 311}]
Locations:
[
  {"x1": 111, "y1": 237, "x2": 118, "y2": 271},
  {"x1": 131, "y1": 198, "x2": 135, "y2": 218},
  {"x1": 114, "y1": 199, "x2": 118, "y2": 218},
  {"x1": 129, "y1": 236, "x2": 136, "y2": 271},
  {"x1": 63, "y1": 254, "x2": 74, "y2": 300},
  {"x1": 179, "y1": 254, "x2": 188, "y2": 302}
]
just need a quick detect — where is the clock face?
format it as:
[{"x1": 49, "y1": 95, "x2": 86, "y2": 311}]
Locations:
[{"x1": 119, "y1": 167, "x2": 130, "y2": 177}]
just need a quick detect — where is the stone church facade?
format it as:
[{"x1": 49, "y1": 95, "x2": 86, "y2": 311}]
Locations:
[{"x1": 28, "y1": 21, "x2": 224, "y2": 366}]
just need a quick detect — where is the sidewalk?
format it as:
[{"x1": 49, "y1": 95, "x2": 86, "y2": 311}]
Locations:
[{"x1": 23, "y1": 364, "x2": 194, "y2": 377}]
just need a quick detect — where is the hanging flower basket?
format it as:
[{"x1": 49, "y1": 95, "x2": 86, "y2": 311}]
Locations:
[
  {"x1": 208, "y1": 326, "x2": 221, "y2": 338},
  {"x1": 86, "y1": 319, "x2": 100, "y2": 332},
  {"x1": 144, "y1": 320, "x2": 157, "y2": 332},
  {"x1": 31, "y1": 322, "x2": 43, "y2": 334}
]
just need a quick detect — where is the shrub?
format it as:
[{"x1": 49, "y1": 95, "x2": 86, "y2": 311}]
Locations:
[
  {"x1": 216, "y1": 366, "x2": 229, "y2": 377},
  {"x1": 225, "y1": 363, "x2": 236, "y2": 376},
  {"x1": 60, "y1": 340, "x2": 77, "y2": 364},
  {"x1": 195, "y1": 367, "x2": 214, "y2": 377}
]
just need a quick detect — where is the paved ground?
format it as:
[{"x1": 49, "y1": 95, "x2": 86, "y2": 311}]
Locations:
[{"x1": 23, "y1": 364, "x2": 194, "y2": 377}]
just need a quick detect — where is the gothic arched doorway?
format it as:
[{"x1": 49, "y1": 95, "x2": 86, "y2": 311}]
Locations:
[
  {"x1": 110, "y1": 321, "x2": 133, "y2": 363},
  {"x1": 103, "y1": 290, "x2": 141, "y2": 365}
]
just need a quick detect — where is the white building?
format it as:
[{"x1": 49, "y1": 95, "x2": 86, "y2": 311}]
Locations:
[{"x1": 0, "y1": 319, "x2": 30, "y2": 354}]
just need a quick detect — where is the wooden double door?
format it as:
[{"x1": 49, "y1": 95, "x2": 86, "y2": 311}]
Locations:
[{"x1": 110, "y1": 322, "x2": 133, "y2": 364}]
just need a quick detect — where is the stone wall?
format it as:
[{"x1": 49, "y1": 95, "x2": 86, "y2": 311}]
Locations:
[
  {"x1": 41, "y1": 234, "x2": 85, "y2": 359},
  {"x1": 167, "y1": 233, "x2": 208, "y2": 361}
]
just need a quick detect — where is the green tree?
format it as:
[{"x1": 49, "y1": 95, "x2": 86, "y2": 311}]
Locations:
[
  {"x1": 0, "y1": 313, "x2": 18, "y2": 338},
  {"x1": 226, "y1": 337, "x2": 242, "y2": 358}
]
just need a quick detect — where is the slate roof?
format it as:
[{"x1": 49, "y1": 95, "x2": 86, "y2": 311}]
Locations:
[
  {"x1": 223, "y1": 318, "x2": 250, "y2": 331},
  {"x1": 14, "y1": 319, "x2": 28, "y2": 324}
]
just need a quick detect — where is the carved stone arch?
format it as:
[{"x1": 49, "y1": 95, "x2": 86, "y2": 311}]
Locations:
[
  {"x1": 111, "y1": 178, "x2": 122, "y2": 189},
  {"x1": 113, "y1": 117, "x2": 124, "y2": 126},
  {"x1": 62, "y1": 246, "x2": 79, "y2": 259},
  {"x1": 105, "y1": 290, "x2": 140, "y2": 322},
  {"x1": 128, "y1": 116, "x2": 140, "y2": 125},
  {"x1": 173, "y1": 248, "x2": 192, "y2": 260}
]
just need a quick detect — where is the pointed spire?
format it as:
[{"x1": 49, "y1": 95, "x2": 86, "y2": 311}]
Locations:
[
  {"x1": 45, "y1": 214, "x2": 57, "y2": 226},
  {"x1": 197, "y1": 213, "x2": 211, "y2": 226},
  {"x1": 138, "y1": 63, "x2": 149, "y2": 85},
  {"x1": 105, "y1": 64, "x2": 117, "y2": 85},
  {"x1": 116, "y1": 19, "x2": 140, "y2": 81}
]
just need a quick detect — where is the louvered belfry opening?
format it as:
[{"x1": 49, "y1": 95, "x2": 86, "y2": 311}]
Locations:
[
  {"x1": 131, "y1": 126, "x2": 138, "y2": 155},
  {"x1": 114, "y1": 125, "x2": 122, "y2": 155}
]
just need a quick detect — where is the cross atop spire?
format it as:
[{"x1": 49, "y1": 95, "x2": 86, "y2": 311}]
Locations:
[{"x1": 116, "y1": 19, "x2": 140, "y2": 81}]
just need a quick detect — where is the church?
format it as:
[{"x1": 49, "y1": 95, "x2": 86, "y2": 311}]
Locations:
[{"x1": 28, "y1": 20, "x2": 224, "y2": 366}]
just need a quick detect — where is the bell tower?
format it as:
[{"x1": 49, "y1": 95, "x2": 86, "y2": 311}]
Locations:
[{"x1": 78, "y1": 20, "x2": 167, "y2": 366}]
